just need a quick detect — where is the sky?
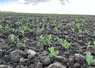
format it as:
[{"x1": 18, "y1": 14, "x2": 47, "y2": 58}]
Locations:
[{"x1": 0, "y1": 0, "x2": 95, "y2": 15}]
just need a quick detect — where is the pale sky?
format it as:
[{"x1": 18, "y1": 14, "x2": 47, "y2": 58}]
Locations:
[{"x1": 0, "y1": 0, "x2": 95, "y2": 15}]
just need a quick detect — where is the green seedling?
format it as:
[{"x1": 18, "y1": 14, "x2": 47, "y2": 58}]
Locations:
[
  {"x1": 40, "y1": 25, "x2": 44, "y2": 33},
  {"x1": 93, "y1": 41, "x2": 95, "y2": 47},
  {"x1": 0, "y1": 24, "x2": 2, "y2": 30},
  {"x1": 63, "y1": 39, "x2": 70, "y2": 49},
  {"x1": 23, "y1": 39, "x2": 27, "y2": 45},
  {"x1": 15, "y1": 22, "x2": 22, "y2": 25},
  {"x1": 76, "y1": 23, "x2": 83, "y2": 33},
  {"x1": 20, "y1": 30, "x2": 24, "y2": 35},
  {"x1": 54, "y1": 27, "x2": 58, "y2": 32},
  {"x1": 76, "y1": 23, "x2": 80, "y2": 29},
  {"x1": 79, "y1": 29, "x2": 82, "y2": 33},
  {"x1": 48, "y1": 46, "x2": 59, "y2": 62},
  {"x1": 57, "y1": 38, "x2": 63, "y2": 44},
  {"x1": 87, "y1": 41, "x2": 91, "y2": 47},
  {"x1": 48, "y1": 34, "x2": 52, "y2": 39},
  {"x1": 86, "y1": 53, "x2": 94, "y2": 65},
  {"x1": 9, "y1": 34, "x2": 15, "y2": 42},
  {"x1": 40, "y1": 34, "x2": 52, "y2": 45},
  {"x1": 72, "y1": 28, "x2": 75, "y2": 32},
  {"x1": 17, "y1": 37, "x2": 19, "y2": 41},
  {"x1": 12, "y1": 28, "x2": 15, "y2": 32},
  {"x1": 40, "y1": 35, "x2": 46, "y2": 45},
  {"x1": 46, "y1": 34, "x2": 52, "y2": 45},
  {"x1": 22, "y1": 25, "x2": 29, "y2": 31},
  {"x1": 57, "y1": 37, "x2": 70, "y2": 49},
  {"x1": 5, "y1": 24, "x2": 10, "y2": 30}
]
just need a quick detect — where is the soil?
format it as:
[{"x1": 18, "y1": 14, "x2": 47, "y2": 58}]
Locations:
[{"x1": 0, "y1": 13, "x2": 95, "y2": 68}]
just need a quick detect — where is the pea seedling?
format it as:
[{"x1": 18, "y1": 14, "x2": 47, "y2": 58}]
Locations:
[
  {"x1": 87, "y1": 41, "x2": 91, "y2": 47},
  {"x1": 93, "y1": 41, "x2": 95, "y2": 47},
  {"x1": 0, "y1": 24, "x2": 2, "y2": 30},
  {"x1": 8, "y1": 34, "x2": 19, "y2": 43},
  {"x1": 48, "y1": 46, "x2": 59, "y2": 62},
  {"x1": 57, "y1": 37, "x2": 70, "y2": 49},
  {"x1": 40, "y1": 25, "x2": 44, "y2": 33},
  {"x1": 22, "y1": 25, "x2": 29, "y2": 31},
  {"x1": 54, "y1": 27, "x2": 58, "y2": 32},
  {"x1": 9, "y1": 34, "x2": 15, "y2": 42},
  {"x1": 86, "y1": 52, "x2": 94, "y2": 65},
  {"x1": 40, "y1": 35, "x2": 46, "y2": 45},
  {"x1": 5, "y1": 24, "x2": 10, "y2": 30},
  {"x1": 63, "y1": 39, "x2": 70, "y2": 49},
  {"x1": 23, "y1": 39, "x2": 27, "y2": 45}
]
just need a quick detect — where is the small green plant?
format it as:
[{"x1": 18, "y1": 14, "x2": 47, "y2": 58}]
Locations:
[
  {"x1": 0, "y1": 24, "x2": 2, "y2": 30},
  {"x1": 48, "y1": 46, "x2": 59, "y2": 62},
  {"x1": 20, "y1": 30, "x2": 24, "y2": 36},
  {"x1": 8, "y1": 34, "x2": 19, "y2": 43},
  {"x1": 5, "y1": 24, "x2": 10, "y2": 30},
  {"x1": 23, "y1": 39, "x2": 27, "y2": 45},
  {"x1": 57, "y1": 37, "x2": 63, "y2": 43},
  {"x1": 86, "y1": 53, "x2": 94, "y2": 65},
  {"x1": 93, "y1": 41, "x2": 95, "y2": 47},
  {"x1": 87, "y1": 41, "x2": 91, "y2": 47},
  {"x1": 12, "y1": 28, "x2": 15, "y2": 32},
  {"x1": 63, "y1": 39, "x2": 70, "y2": 49},
  {"x1": 40, "y1": 34, "x2": 52, "y2": 46},
  {"x1": 22, "y1": 25, "x2": 29, "y2": 31},
  {"x1": 46, "y1": 34, "x2": 52, "y2": 44},
  {"x1": 72, "y1": 28, "x2": 75, "y2": 32},
  {"x1": 57, "y1": 37, "x2": 70, "y2": 49},
  {"x1": 40, "y1": 35, "x2": 46, "y2": 45},
  {"x1": 9, "y1": 34, "x2": 15, "y2": 42},
  {"x1": 79, "y1": 29, "x2": 82, "y2": 33},
  {"x1": 40, "y1": 25, "x2": 44, "y2": 33},
  {"x1": 76, "y1": 23, "x2": 83, "y2": 33},
  {"x1": 54, "y1": 27, "x2": 58, "y2": 32},
  {"x1": 15, "y1": 22, "x2": 22, "y2": 25}
]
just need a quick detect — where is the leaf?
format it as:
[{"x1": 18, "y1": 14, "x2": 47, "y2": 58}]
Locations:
[
  {"x1": 88, "y1": 41, "x2": 91, "y2": 47},
  {"x1": 0, "y1": 25, "x2": 2, "y2": 30},
  {"x1": 86, "y1": 54, "x2": 93, "y2": 65},
  {"x1": 93, "y1": 41, "x2": 95, "y2": 47},
  {"x1": 48, "y1": 34, "x2": 52, "y2": 40},
  {"x1": 48, "y1": 47, "x2": 55, "y2": 53}
]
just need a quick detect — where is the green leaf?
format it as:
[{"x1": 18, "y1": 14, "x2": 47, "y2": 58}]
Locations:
[
  {"x1": 48, "y1": 34, "x2": 52, "y2": 40},
  {"x1": 48, "y1": 47, "x2": 55, "y2": 53},
  {"x1": 0, "y1": 25, "x2": 2, "y2": 30},
  {"x1": 88, "y1": 41, "x2": 91, "y2": 47},
  {"x1": 86, "y1": 53, "x2": 93, "y2": 65},
  {"x1": 93, "y1": 41, "x2": 95, "y2": 47}
]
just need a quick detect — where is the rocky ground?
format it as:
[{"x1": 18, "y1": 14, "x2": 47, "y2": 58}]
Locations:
[{"x1": 0, "y1": 13, "x2": 95, "y2": 68}]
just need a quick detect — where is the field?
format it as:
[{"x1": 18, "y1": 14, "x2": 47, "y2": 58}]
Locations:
[{"x1": 0, "y1": 12, "x2": 95, "y2": 68}]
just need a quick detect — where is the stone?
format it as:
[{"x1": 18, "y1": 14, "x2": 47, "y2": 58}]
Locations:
[
  {"x1": 68, "y1": 55, "x2": 74, "y2": 66},
  {"x1": 41, "y1": 56, "x2": 51, "y2": 65},
  {"x1": 73, "y1": 62, "x2": 80, "y2": 68},
  {"x1": 35, "y1": 62, "x2": 43, "y2": 68},
  {"x1": 0, "y1": 49, "x2": 4, "y2": 56},
  {"x1": 47, "y1": 62, "x2": 66, "y2": 68},
  {"x1": 55, "y1": 56, "x2": 67, "y2": 64},
  {"x1": 10, "y1": 49, "x2": 24, "y2": 63},
  {"x1": 16, "y1": 65, "x2": 26, "y2": 68},
  {"x1": 27, "y1": 49, "x2": 36, "y2": 56},
  {"x1": 0, "y1": 65, "x2": 8, "y2": 68},
  {"x1": 20, "y1": 58, "x2": 30, "y2": 65},
  {"x1": 74, "y1": 53, "x2": 85, "y2": 64},
  {"x1": 16, "y1": 43, "x2": 25, "y2": 50}
]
